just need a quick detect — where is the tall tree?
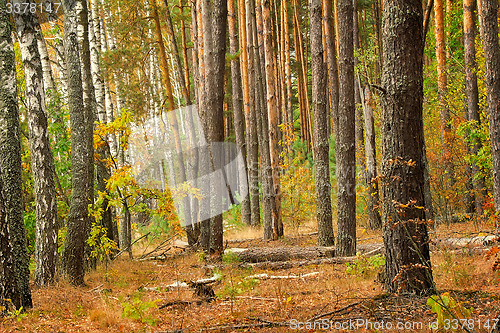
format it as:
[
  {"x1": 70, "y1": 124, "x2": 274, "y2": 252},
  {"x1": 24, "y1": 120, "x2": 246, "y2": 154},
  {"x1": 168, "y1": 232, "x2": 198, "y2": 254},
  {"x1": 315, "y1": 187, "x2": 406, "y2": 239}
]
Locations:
[
  {"x1": 14, "y1": 0, "x2": 59, "y2": 286},
  {"x1": 228, "y1": 0, "x2": 251, "y2": 226},
  {"x1": 62, "y1": 0, "x2": 90, "y2": 286},
  {"x1": 435, "y1": 0, "x2": 454, "y2": 188},
  {"x1": 0, "y1": 0, "x2": 33, "y2": 307},
  {"x1": 201, "y1": 0, "x2": 228, "y2": 254},
  {"x1": 311, "y1": 0, "x2": 334, "y2": 246},
  {"x1": 261, "y1": 0, "x2": 283, "y2": 239},
  {"x1": 336, "y1": 0, "x2": 356, "y2": 256},
  {"x1": 241, "y1": 0, "x2": 260, "y2": 228},
  {"x1": 381, "y1": 0, "x2": 434, "y2": 294},
  {"x1": 464, "y1": 0, "x2": 486, "y2": 217},
  {"x1": 479, "y1": 0, "x2": 500, "y2": 216},
  {"x1": 323, "y1": 0, "x2": 339, "y2": 135}
]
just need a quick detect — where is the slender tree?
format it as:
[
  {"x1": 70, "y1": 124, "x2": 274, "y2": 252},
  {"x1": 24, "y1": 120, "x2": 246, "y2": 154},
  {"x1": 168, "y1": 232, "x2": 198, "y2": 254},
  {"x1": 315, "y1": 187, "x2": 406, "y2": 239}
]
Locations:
[
  {"x1": 261, "y1": 0, "x2": 283, "y2": 239},
  {"x1": 241, "y1": 0, "x2": 260, "y2": 228},
  {"x1": 381, "y1": 0, "x2": 434, "y2": 294},
  {"x1": 14, "y1": 0, "x2": 59, "y2": 286},
  {"x1": 479, "y1": 0, "x2": 500, "y2": 216},
  {"x1": 336, "y1": 0, "x2": 356, "y2": 256},
  {"x1": 228, "y1": 0, "x2": 251, "y2": 226},
  {"x1": 311, "y1": 0, "x2": 334, "y2": 246},
  {"x1": 435, "y1": 0, "x2": 454, "y2": 189},
  {"x1": 0, "y1": 0, "x2": 33, "y2": 307},
  {"x1": 464, "y1": 0, "x2": 486, "y2": 217},
  {"x1": 62, "y1": 0, "x2": 90, "y2": 286}
]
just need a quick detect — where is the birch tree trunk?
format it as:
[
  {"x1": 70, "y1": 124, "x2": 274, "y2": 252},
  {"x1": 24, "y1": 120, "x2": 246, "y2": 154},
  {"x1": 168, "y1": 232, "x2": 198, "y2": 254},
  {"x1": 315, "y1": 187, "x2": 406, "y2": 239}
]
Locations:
[
  {"x1": 0, "y1": 0, "x2": 32, "y2": 307},
  {"x1": 14, "y1": 0, "x2": 59, "y2": 286}
]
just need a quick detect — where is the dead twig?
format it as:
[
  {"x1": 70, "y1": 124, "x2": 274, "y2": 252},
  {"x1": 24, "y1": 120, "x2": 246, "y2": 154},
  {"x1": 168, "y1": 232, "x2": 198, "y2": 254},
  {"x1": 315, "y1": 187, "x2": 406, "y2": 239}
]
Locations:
[{"x1": 308, "y1": 301, "x2": 362, "y2": 322}]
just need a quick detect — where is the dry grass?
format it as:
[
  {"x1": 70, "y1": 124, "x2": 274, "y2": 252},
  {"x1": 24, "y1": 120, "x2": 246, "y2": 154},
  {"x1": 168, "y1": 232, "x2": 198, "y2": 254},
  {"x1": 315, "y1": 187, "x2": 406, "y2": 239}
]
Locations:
[{"x1": 1, "y1": 221, "x2": 500, "y2": 332}]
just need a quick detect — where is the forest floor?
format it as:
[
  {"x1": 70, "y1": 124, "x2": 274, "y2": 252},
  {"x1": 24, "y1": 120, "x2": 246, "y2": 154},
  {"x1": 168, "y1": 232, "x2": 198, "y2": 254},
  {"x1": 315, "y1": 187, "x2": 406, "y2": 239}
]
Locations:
[{"x1": 2, "y1": 221, "x2": 500, "y2": 332}]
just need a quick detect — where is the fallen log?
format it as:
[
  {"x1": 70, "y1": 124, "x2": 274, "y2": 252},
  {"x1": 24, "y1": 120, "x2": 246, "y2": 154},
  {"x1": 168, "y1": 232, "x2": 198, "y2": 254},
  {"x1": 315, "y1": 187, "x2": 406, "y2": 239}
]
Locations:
[
  {"x1": 226, "y1": 243, "x2": 382, "y2": 263},
  {"x1": 245, "y1": 272, "x2": 320, "y2": 280},
  {"x1": 237, "y1": 256, "x2": 355, "y2": 270}
]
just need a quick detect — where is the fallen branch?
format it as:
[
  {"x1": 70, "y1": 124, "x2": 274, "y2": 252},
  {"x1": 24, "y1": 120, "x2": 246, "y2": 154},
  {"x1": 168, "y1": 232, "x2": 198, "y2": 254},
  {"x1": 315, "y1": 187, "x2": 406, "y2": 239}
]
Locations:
[
  {"x1": 114, "y1": 232, "x2": 151, "y2": 259},
  {"x1": 245, "y1": 272, "x2": 321, "y2": 280},
  {"x1": 158, "y1": 300, "x2": 202, "y2": 309},
  {"x1": 139, "y1": 233, "x2": 179, "y2": 259},
  {"x1": 202, "y1": 319, "x2": 288, "y2": 331},
  {"x1": 308, "y1": 301, "x2": 361, "y2": 321}
]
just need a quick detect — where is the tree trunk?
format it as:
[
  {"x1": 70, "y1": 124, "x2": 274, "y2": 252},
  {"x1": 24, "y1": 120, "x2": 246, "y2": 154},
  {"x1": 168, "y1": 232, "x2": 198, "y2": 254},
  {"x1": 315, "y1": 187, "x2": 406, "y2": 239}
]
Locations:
[
  {"x1": 381, "y1": 0, "x2": 434, "y2": 294},
  {"x1": 201, "y1": 0, "x2": 227, "y2": 255},
  {"x1": 261, "y1": 0, "x2": 283, "y2": 239},
  {"x1": 464, "y1": 0, "x2": 486, "y2": 218},
  {"x1": 311, "y1": 0, "x2": 334, "y2": 247},
  {"x1": 62, "y1": 0, "x2": 89, "y2": 286},
  {"x1": 435, "y1": 0, "x2": 454, "y2": 189},
  {"x1": 242, "y1": 0, "x2": 260, "y2": 228},
  {"x1": 283, "y1": 1, "x2": 293, "y2": 130},
  {"x1": 361, "y1": 86, "x2": 382, "y2": 229},
  {"x1": 151, "y1": 0, "x2": 195, "y2": 246},
  {"x1": 479, "y1": 0, "x2": 500, "y2": 216},
  {"x1": 292, "y1": 0, "x2": 311, "y2": 147},
  {"x1": 77, "y1": 0, "x2": 97, "y2": 270},
  {"x1": 228, "y1": 0, "x2": 251, "y2": 226},
  {"x1": 89, "y1": 0, "x2": 115, "y2": 244},
  {"x1": 323, "y1": 0, "x2": 339, "y2": 136},
  {"x1": 250, "y1": 0, "x2": 275, "y2": 240},
  {"x1": 0, "y1": 176, "x2": 18, "y2": 311},
  {"x1": 0, "y1": 1, "x2": 33, "y2": 307},
  {"x1": 14, "y1": 1, "x2": 59, "y2": 286},
  {"x1": 336, "y1": 0, "x2": 356, "y2": 256}
]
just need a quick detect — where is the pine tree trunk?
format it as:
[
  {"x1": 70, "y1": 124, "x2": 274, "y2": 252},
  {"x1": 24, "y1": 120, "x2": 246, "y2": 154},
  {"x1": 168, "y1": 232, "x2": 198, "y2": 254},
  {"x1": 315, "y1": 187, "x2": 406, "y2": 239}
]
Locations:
[
  {"x1": 381, "y1": 0, "x2": 434, "y2": 294},
  {"x1": 62, "y1": 0, "x2": 89, "y2": 286},
  {"x1": 0, "y1": 1, "x2": 33, "y2": 306},
  {"x1": 311, "y1": 0, "x2": 334, "y2": 247},
  {"x1": 283, "y1": 1, "x2": 293, "y2": 130},
  {"x1": 292, "y1": 0, "x2": 311, "y2": 147},
  {"x1": 249, "y1": 0, "x2": 275, "y2": 240},
  {"x1": 14, "y1": 1, "x2": 59, "y2": 286},
  {"x1": 228, "y1": 0, "x2": 251, "y2": 226},
  {"x1": 435, "y1": 0, "x2": 454, "y2": 190},
  {"x1": 261, "y1": 0, "x2": 283, "y2": 239},
  {"x1": 464, "y1": 0, "x2": 486, "y2": 217},
  {"x1": 336, "y1": 0, "x2": 356, "y2": 256},
  {"x1": 244, "y1": 0, "x2": 261, "y2": 228},
  {"x1": 479, "y1": 0, "x2": 500, "y2": 216},
  {"x1": 323, "y1": 0, "x2": 339, "y2": 136},
  {"x1": 202, "y1": 0, "x2": 227, "y2": 255}
]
